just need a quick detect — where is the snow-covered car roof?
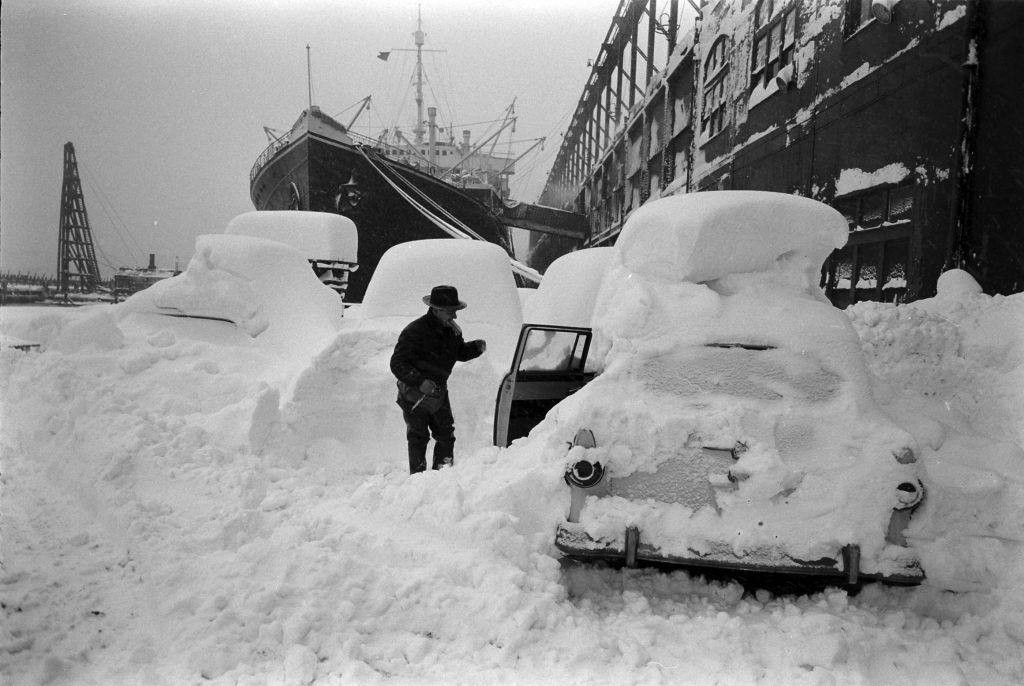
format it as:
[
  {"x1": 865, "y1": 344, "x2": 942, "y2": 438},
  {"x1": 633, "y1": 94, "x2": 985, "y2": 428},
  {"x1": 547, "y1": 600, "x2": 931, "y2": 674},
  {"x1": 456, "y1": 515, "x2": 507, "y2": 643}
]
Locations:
[
  {"x1": 225, "y1": 210, "x2": 358, "y2": 263},
  {"x1": 613, "y1": 190, "x2": 848, "y2": 284},
  {"x1": 523, "y1": 247, "x2": 614, "y2": 328}
]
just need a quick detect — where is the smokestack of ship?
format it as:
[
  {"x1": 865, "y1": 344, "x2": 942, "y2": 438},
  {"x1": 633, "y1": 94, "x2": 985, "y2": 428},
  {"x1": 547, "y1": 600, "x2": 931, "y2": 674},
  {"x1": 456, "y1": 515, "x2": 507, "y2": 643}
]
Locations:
[{"x1": 428, "y1": 107, "x2": 437, "y2": 166}]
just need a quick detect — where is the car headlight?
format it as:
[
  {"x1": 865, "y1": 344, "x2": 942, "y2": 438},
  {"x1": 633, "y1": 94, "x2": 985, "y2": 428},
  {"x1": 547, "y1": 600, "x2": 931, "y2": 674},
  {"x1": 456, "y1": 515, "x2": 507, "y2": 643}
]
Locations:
[
  {"x1": 893, "y1": 447, "x2": 917, "y2": 464},
  {"x1": 895, "y1": 479, "x2": 924, "y2": 510},
  {"x1": 564, "y1": 459, "x2": 605, "y2": 488}
]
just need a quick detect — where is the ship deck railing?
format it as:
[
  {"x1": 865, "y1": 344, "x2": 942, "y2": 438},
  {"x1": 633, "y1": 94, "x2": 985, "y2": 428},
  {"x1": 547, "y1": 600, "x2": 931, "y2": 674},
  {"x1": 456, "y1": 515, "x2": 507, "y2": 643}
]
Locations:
[
  {"x1": 250, "y1": 133, "x2": 293, "y2": 184},
  {"x1": 347, "y1": 131, "x2": 516, "y2": 168},
  {"x1": 249, "y1": 125, "x2": 515, "y2": 191}
]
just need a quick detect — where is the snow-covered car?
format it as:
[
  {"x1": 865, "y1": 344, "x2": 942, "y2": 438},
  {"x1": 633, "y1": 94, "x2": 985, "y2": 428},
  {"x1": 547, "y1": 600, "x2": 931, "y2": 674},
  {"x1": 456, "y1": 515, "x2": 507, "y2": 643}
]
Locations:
[
  {"x1": 280, "y1": 238, "x2": 525, "y2": 466},
  {"x1": 494, "y1": 191, "x2": 926, "y2": 584},
  {"x1": 225, "y1": 210, "x2": 359, "y2": 299}
]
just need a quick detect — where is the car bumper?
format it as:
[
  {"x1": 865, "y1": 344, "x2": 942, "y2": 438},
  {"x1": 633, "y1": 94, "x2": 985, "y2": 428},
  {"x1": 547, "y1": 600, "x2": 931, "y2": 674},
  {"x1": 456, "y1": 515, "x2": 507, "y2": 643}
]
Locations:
[{"x1": 554, "y1": 522, "x2": 924, "y2": 584}]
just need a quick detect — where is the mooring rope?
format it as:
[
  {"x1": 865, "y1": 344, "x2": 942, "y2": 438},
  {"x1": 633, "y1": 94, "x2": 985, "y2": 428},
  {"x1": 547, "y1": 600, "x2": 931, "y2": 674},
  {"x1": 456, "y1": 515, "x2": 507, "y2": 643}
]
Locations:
[
  {"x1": 357, "y1": 147, "x2": 541, "y2": 283},
  {"x1": 359, "y1": 148, "x2": 480, "y2": 240}
]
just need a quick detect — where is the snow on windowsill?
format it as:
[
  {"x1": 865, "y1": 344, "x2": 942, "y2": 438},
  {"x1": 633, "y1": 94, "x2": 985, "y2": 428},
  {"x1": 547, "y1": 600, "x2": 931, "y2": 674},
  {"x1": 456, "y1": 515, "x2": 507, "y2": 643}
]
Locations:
[
  {"x1": 852, "y1": 218, "x2": 911, "y2": 232},
  {"x1": 698, "y1": 127, "x2": 726, "y2": 148},
  {"x1": 748, "y1": 77, "x2": 782, "y2": 111},
  {"x1": 836, "y1": 163, "x2": 910, "y2": 196}
]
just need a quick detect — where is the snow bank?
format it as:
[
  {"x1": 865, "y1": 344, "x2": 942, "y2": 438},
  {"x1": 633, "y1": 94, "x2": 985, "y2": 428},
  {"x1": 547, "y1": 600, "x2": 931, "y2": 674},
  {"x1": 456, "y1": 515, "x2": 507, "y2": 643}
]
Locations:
[
  {"x1": 3, "y1": 224, "x2": 1024, "y2": 686},
  {"x1": 225, "y1": 210, "x2": 358, "y2": 262},
  {"x1": 51, "y1": 308, "x2": 125, "y2": 354},
  {"x1": 847, "y1": 270, "x2": 1024, "y2": 640},
  {"x1": 614, "y1": 191, "x2": 847, "y2": 285}
]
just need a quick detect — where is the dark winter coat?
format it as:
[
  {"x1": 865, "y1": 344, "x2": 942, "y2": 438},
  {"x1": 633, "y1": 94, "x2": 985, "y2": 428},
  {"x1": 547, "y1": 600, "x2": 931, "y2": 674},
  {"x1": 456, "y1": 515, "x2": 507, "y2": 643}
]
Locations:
[{"x1": 390, "y1": 311, "x2": 485, "y2": 389}]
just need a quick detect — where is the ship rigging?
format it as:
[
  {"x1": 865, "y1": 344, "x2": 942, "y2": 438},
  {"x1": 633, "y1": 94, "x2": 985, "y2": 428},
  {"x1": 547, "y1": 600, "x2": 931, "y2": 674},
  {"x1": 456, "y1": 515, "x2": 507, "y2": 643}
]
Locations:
[{"x1": 249, "y1": 10, "x2": 587, "y2": 302}]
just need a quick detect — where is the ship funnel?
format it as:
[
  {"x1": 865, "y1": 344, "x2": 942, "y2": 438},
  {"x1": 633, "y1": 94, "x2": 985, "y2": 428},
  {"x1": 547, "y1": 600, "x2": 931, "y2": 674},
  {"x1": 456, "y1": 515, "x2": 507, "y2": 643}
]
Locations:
[
  {"x1": 148, "y1": 254, "x2": 156, "y2": 270},
  {"x1": 428, "y1": 107, "x2": 437, "y2": 166},
  {"x1": 463, "y1": 130, "x2": 471, "y2": 154}
]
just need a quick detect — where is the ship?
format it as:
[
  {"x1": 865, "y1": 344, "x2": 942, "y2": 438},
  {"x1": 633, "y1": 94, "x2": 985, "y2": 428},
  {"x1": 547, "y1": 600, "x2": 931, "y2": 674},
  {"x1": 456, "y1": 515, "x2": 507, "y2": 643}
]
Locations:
[{"x1": 249, "y1": 13, "x2": 546, "y2": 303}]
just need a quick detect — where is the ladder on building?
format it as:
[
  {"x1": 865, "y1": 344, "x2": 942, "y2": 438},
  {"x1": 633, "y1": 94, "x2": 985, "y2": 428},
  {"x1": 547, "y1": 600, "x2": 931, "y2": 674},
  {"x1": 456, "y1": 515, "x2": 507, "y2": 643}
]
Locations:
[{"x1": 57, "y1": 142, "x2": 101, "y2": 298}]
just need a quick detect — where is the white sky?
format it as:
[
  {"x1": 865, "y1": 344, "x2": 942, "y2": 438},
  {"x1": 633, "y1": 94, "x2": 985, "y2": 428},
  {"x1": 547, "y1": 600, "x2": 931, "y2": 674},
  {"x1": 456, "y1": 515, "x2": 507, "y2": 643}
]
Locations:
[{"x1": 0, "y1": 0, "x2": 621, "y2": 279}]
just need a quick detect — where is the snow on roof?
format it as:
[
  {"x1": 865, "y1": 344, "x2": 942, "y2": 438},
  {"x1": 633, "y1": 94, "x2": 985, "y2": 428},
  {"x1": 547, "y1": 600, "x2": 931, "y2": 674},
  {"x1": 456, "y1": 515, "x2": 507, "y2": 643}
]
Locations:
[
  {"x1": 523, "y1": 247, "x2": 614, "y2": 327},
  {"x1": 355, "y1": 239, "x2": 524, "y2": 367},
  {"x1": 358, "y1": 239, "x2": 520, "y2": 326},
  {"x1": 615, "y1": 191, "x2": 848, "y2": 284},
  {"x1": 225, "y1": 211, "x2": 358, "y2": 262}
]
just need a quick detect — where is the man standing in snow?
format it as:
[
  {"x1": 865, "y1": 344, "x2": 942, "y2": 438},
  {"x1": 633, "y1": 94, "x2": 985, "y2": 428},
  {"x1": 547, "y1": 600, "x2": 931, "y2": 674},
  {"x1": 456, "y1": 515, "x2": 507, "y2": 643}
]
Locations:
[{"x1": 391, "y1": 285, "x2": 487, "y2": 474}]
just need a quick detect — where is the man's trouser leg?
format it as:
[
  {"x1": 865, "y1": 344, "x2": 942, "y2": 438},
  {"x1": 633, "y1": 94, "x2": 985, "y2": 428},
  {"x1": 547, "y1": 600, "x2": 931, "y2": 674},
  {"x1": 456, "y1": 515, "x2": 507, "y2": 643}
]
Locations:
[
  {"x1": 397, "y1": 398, "x2": 429, "y2": 473},
  {"x1": 429, "y1": 397, "x2": 456, "y2": 469}
]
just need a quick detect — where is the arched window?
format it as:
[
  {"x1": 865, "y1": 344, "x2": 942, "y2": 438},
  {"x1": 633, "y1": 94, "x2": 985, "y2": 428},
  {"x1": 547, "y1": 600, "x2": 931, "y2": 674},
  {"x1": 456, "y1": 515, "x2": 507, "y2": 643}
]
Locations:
[
  {"x1": 751, "y1": 0, "x2": 797, "y2": 91},
  {"x1": 702, "y1": 35, "x2": 730, "y2": 139}
]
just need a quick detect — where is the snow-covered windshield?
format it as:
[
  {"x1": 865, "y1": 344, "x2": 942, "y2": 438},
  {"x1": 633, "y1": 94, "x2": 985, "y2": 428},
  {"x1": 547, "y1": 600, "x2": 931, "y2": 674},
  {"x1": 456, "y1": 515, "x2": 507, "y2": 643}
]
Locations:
[{"x1": 636, "y1": 345, "x2": 842, "y2": 403}]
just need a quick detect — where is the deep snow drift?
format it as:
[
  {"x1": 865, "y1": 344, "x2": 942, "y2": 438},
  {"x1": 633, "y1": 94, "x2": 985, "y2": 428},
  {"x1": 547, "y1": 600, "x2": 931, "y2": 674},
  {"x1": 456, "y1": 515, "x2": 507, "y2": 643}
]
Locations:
[{"x1": 2, "y1": 216, "x2": 1024, "y2": 685}]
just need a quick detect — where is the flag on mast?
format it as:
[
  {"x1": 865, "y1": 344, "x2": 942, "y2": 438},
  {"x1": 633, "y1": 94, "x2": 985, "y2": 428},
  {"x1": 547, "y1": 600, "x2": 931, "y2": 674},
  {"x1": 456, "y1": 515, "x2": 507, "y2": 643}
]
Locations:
[{"x1": 377, "y1": 51, "x2": 390, "y2": 61}]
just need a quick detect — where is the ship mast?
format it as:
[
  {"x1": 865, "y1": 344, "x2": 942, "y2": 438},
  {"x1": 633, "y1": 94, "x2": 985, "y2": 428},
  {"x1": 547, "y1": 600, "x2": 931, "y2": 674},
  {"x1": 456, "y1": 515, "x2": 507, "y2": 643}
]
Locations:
[
  {"x1": 307, "y1": 44, "x2": 313, "y2": 111},
  {"x1": 413, "y1": 7, "x2": 426, "y2": 145},
  {"x1": 384, "y1": 7, "x2": 442, "y2": 146}
]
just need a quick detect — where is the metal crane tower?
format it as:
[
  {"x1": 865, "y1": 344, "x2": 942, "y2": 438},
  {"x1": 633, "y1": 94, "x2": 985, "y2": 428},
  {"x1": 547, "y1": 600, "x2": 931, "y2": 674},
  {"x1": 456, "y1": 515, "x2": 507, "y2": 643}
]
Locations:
[{"x1": 57, "y1": 142, "x2": 101, "y2": 297}]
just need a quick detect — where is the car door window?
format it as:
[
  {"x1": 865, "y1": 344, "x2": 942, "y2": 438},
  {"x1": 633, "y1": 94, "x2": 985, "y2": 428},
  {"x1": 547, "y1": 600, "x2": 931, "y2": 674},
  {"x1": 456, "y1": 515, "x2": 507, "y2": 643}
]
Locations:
[
  {"x1": 518, "y1": 328, "x2": 590, "y2": 373},
  {"x1": 494, "y1": 325, "x2": 593, "y2": 447}
]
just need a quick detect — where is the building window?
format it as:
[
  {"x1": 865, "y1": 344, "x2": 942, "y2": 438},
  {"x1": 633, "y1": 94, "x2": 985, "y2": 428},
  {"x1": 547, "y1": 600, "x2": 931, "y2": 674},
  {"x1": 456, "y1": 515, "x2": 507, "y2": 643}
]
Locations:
[
  {"x1": 843, "y1": 0, "x2": 873, "y2": 39},
  {"x1": 701, "y1": 36, "x2": 730, "y2": 139},
  {"x1": 822, "y1": 183, "x2": 914, "y2": 305},
  {"x1": 751, "y1": 1, "x2": 797, "y2": 91}
]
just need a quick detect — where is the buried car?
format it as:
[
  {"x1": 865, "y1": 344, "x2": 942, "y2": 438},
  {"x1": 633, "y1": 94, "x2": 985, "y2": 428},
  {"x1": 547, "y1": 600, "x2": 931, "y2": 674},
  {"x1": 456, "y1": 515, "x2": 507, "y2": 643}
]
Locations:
[{"x1": 494, "y1": 191, "x2": 926, "y2": 584}]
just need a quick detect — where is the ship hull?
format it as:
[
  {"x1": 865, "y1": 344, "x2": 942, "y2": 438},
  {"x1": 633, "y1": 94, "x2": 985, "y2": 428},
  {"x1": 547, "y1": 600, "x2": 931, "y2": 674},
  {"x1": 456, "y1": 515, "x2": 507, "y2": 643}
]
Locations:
[{"x1": 251, "y1": 131, "x2": 513, "y2": 302}]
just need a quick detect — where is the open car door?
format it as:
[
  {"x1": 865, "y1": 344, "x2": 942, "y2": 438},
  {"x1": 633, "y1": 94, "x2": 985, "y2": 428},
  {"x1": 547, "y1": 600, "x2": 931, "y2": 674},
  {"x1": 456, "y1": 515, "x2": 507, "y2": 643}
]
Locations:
[{"x1": 493, "y1": 324, "x2": 594, "y2": 447}]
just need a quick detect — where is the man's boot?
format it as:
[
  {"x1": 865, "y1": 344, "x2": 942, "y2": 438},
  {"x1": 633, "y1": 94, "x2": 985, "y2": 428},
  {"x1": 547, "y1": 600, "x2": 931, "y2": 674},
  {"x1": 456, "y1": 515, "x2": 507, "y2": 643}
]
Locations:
[{"x1": 409, "y1": 445, "x2": 428, "y2": 474}]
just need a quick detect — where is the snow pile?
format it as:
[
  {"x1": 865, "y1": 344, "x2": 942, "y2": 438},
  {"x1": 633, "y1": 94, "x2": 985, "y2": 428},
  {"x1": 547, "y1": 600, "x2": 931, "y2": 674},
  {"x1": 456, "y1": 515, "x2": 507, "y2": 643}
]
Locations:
[
  {"x1": 121, "y1": 233, "x2": 344, "y2": 346},
  {"x1": 3, "y1": 215, "x2": 1024, "y2": 683},
  {"x1": 50, "y1": 308, "x2": 126, "y2": 354},
  {"x1": 847, "y1": 270, "x2": 1024, "y2": 603},
  {"x1": 225, "y1": 210, "x2": 359, "y2": 263}
]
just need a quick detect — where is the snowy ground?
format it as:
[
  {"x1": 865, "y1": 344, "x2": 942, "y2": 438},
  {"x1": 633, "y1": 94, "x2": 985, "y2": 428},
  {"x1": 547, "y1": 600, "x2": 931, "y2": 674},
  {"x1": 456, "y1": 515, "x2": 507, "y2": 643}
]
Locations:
[{"x1": 2, "y1": 232, "x2": 1024, "y2": 684}]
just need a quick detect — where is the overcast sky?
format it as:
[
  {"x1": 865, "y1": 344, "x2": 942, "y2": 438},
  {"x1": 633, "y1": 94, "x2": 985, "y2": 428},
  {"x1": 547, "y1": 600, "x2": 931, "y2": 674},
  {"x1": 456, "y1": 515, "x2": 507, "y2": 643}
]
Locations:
[{"x1": 1, "y1": 0, "x2": 622, "y2": 278}]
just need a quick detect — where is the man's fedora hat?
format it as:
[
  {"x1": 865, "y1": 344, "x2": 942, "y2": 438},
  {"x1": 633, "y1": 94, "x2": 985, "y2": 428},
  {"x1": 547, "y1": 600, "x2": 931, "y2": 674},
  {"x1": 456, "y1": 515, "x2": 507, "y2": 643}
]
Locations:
[{"x1": 423, "y1": 284, "x2": 467, "y2": 310}]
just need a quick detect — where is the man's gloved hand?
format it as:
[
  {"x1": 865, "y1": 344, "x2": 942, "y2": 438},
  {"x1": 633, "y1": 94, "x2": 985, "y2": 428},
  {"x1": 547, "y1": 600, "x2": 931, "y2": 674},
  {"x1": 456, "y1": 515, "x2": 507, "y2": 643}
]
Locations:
[
  {"x1": 418, "y1": 379, "x2": 439, "y2": 395},
  {"x1": 472, "y1": 339, "x2": 487, "y2": 354}
]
